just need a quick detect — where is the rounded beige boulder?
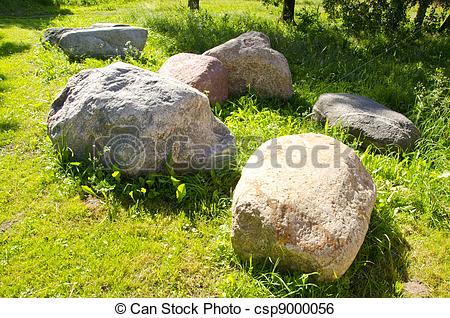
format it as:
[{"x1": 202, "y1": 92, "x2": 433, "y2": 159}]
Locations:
[
  {"x1": 231, "y1": 133, "x2": 376, "y2": 281},
  {"x1": 203, "y1": 31, "x2": 293, "y2": 99}
]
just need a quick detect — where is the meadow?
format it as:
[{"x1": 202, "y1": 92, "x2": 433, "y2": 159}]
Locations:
[{"x1": 0, "y1": 0, "x2": 448, "y2": 297}]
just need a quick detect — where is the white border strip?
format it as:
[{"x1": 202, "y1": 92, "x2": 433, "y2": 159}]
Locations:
[{"x1": 0, "y1": 298, "x2": 448, "y2": 318}]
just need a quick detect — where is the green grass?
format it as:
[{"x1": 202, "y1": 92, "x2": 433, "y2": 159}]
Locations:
[{"x1": 0, "y1": 0, "x2": 449, "y2": 297}]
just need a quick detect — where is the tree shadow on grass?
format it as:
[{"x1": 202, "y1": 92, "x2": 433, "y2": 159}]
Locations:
[
  {"x1": 0, "y1": 41, "x2": 31, "y2": 57},
  {"x1": 138, "y1": 7, "x2": 449, "y2": 117},
  {"x1": 0, "y1": 8, "x2": 72, "y2": 31},
  {"x1": 0, "y1": 73, "x2": 6, "y2": 90},
  {"x1": 0, "y1": 121, "x2": 19, "y2": 133},
  {"x1": 104, "y1": 169, "x2": 240, "y2": 222},
  {"x1": 228, "y1": 208, "x2": 410, "y2": 297},
  {"x1": 0, "y1": 73, "x2": 7, "y2": 106},
  {"x1": 0, "y1": 0, "x2": 72, "y2": 20},
  {"x1": 0, "y1": 116, "x2": 19, "y2": 148},
  {"x1": 0, "y1": 14, "x2": 72, "y2": 31},
  {"x1": 57, "y1": 152, "x2": 241, "y2": 223}
]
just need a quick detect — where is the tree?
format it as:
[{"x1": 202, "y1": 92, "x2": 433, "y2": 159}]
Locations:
[
  {"x1": 389, "y1": 0, "x2": 409, "y2": 30},
  {"x1": 282, "y1": 0, "x2": 296, "y2": 23},
  {"x1": 262, "y1": 0, "x2": 296, "y2": 23},
  {"x1": 439, "y1": 14, "x2": 450, "y2": 32},
  {"x1": 323, "y1": 0, "x2": 450, "y2": 34},
  {"x1": 415, "y1": 0, "x2": 432, "y2": 30},
  {"x1": 413, "y1": 0, "x2": 450, "y2": 33},
  {"x1": 188, "y1": 0, "x2": 199, "y2": 10}
]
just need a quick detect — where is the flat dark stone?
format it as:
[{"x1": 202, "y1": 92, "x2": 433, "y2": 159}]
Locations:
[{"x1": 313, "y1": 93, "x2": 421, "y2": 151}]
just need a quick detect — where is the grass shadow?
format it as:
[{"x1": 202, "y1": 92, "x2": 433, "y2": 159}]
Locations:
[
  {"x1": 53, "y1": 147, "x2": 241, "y2": 223},
  {"x1": 112, "y1": 168, "x2": 240, "y2": 222},
  {"x1": 135, "y1": 6, "x2": 449, "y2": 117},
  {"x1": 0, "y1": 13, "x2": 72, "y2": 31},
  {"x1": 0, "y1": 117, "x2": 19, "y2": 148},
  {"x1": 0, "y1": 73, "x2": 6, "y2": 91},
  {"x1": 0, "y1": 0, "x2": 72, "y2": 19},
  {"x1": 0, "y1": 6, "x2": 72, "y2": 31},
  {"x1": 227, "y1": 208, "x2": 410, "y2": 297},
  {"x1": 0, "y1": 41, "x2": 31, "y2": 57},
  {"x1": 0, "y1": 121, "x2": 19, "y2": 132}
]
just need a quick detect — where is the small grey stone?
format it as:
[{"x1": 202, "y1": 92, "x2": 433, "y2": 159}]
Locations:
[
  {"x1": 403, "y1": 280, "x2": 431, "y2": 297},
  {"x1": 47, "y1": 62, "x2": 235, "y2": 176},
  {"x1": 203, "y1": 31, "x2": 293, "y2": 99},
  {"x1": 232, "y1": 133, "x2": 376, "y2": 281},
  {"x1": 313, "y1": 93, "x2": 421, "y2": 151}
]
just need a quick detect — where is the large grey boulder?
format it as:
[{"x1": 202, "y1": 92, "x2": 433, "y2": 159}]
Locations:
[
  {"x1": 313, "y1": 93, "x2": 421, "y2": 151},
  {"x1": 47, "y1": 62, "x2": 235, "y2": 176},
  {"x1": 203, "y1": 31, "x2": 293, "y2": 99},
  {"x1": 58, "y1": 26, "x2": 148, "y2": 59},
  {"x1": 232, "y1": 133, "x2": 376, "y2": 281}
]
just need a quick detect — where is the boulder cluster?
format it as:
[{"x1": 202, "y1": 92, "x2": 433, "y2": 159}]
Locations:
[{"x1": 44, "y1": 25, "x2": 421, "y2": 281}]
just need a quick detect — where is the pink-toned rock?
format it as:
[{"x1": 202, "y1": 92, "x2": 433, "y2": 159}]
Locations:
[{"x1": 158, "y1": 53, "x2": 228, "y2": 105}]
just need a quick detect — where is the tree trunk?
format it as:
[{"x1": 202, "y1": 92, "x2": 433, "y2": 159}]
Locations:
[
  {"x1": 439, "y1": 14, "x2": 450, "y2": 33},
  {"x1": 188, "y1": 0, "x2": 199, "y2": 10},
  {"x1": 390, "y1": 0, "x2": 407, "y2": 30},
  {"x1": 282, "y1": 0, "x2": 295, "y2": 23},
  {"x1": 415, "y1": 0, "x2": 431, "y2": 30}
]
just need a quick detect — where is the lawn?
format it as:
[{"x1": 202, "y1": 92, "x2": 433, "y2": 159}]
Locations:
[{"x1": 0, "y1": 0, "x2": 449, "y2": 297}]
